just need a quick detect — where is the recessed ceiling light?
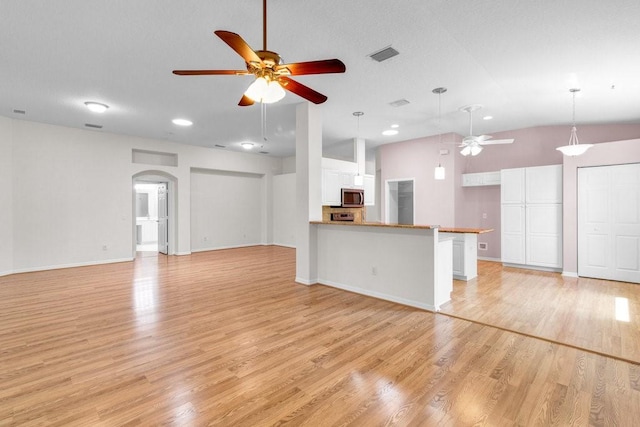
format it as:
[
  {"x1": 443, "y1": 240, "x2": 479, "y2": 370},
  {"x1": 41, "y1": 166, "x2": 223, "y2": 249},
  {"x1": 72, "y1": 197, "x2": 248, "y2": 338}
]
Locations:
[
  {"x1": 84, "y1": 102, "x2": 109, "y2": 113},
  {"x1": 391, "y1": 124, "x2": 399, "y2": 128},
  {"x1": 483, "y1": 115, "x2": 493, "y2": 120},
  {"x1": 172, "y1": 118, "x2": 193, "y2": 126},
  {"x1": 382, "y1": 129, "x2": 399, "y2": 136},
  {"x1": 241, "y1": 142, "x2": 254, "y2": 150}
]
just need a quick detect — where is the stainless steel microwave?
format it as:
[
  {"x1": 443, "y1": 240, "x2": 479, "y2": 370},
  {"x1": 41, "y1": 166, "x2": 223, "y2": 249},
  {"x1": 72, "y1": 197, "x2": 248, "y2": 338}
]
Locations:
[{"x1": 341, "y1": 188, "x2": 364, "y2": 207}]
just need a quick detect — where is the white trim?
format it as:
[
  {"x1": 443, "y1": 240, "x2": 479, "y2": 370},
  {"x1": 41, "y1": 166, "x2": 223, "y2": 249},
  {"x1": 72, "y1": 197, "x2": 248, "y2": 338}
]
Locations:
[
  {"x1": 190, "y1": 243, "x2": 262, "y2": 253},
  {"x1": 295, "y1": 277, "x2": 315, "y2": 285},
  {"x1": 0, "y1": 270, "x2": 13, "y2": 278},
  {"x1": 562, "y1": 271, "x2": 579, "y2": 278},
  {"x1": 174, "y1": 251, "x2": 192, "y2": 256},
  {"x1": 502, "y1": 262, "x2": 562, "y2": 273},
  {"x1": 9, "y1": 257, "x2": 134, "y2": 275},
  {"x1": 318, "y1": 278, "x2": 437, "y2": 312},
  {"x1": 478, "y1": 256, "x2": 501, "y2": 262},
  {"x1": 273, "y1": 243, "x2": 296, "y2": 249}
]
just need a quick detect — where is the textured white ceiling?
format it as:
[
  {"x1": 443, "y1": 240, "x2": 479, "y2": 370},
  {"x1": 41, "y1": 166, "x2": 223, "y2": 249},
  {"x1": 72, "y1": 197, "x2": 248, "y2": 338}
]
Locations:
[{"x1": 1, "y1": 0, "x2": 639, "y2": 158}]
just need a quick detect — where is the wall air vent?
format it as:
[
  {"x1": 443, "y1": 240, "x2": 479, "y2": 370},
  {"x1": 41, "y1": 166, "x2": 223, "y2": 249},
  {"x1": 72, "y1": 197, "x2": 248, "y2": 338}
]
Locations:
[
  {"x1": 84, "y1": 123, "x2": 103, "y2": 129},
  {"x1": 389, "y1": 99, "x2": 410, "y2": 107},
  {"x1": 13, "y1": 109, "x2": 26, "y2": 115},
  {"x1": 369, "y1": 46, "x2": 399, "y2": 62}
]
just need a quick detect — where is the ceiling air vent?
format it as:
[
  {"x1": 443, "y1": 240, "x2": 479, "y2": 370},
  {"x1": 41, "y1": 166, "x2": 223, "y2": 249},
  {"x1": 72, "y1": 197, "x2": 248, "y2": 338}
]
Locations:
[
  {"x1": 85, "y1": 123, "x2": 103, "y2": 129},
  {"x1": 259, "y1": 151, "x2": 269, "y2": 154},
  {"x1": 13, "y1": 109, "x2": 26, "y2": 115},
  {"x1": 369, "y1": 46, "x2": 399, "y2": 62},
  {"x1": 389, "y1": 99, "x2": 410, "y2": 107},
  {"x1": 214, "y1": 144, "x2": 226, "y2": 148}
]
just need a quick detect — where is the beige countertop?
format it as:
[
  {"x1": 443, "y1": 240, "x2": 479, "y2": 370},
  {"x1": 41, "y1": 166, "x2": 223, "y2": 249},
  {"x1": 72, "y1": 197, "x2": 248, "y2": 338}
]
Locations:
[{"x1": 310, "y1": 221, "x2": 493, "y2": 233}]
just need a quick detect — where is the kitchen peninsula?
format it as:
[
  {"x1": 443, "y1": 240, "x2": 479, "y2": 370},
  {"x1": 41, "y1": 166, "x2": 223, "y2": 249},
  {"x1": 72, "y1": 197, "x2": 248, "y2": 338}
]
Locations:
[{"x1": 311, "y1": 221, "x2": 453, "y2": 311}]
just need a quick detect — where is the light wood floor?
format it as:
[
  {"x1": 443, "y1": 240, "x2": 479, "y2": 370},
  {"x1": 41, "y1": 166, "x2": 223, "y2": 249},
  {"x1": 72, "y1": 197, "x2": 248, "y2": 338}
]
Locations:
[
  {"x1": 440, "y1": 261, "x2": 640, "y2": 365},
  {"x1": 1, "y1": 246, "x2": 639, "y2": 426}
]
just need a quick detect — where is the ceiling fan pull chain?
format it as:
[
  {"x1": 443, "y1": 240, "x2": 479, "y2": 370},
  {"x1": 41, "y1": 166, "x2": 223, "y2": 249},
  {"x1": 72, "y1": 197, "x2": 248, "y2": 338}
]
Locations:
[{"x1": 262, "y1": 102, "x2": 267, "y2": 142}]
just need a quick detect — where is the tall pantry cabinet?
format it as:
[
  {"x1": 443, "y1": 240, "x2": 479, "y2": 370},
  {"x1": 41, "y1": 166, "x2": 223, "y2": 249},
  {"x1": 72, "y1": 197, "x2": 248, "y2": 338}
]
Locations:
[{"x1": 501, "y1": 165, "x2": 563, "y2": 270}]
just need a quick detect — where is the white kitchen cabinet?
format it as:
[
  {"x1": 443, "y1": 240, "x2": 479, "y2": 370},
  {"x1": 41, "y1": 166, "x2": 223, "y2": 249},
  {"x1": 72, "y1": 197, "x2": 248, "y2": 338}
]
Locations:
[
  {"x1": 462, "y1": 171, "x2": 501, "y2": 187},
  {"x1": 441, "y1": 232, "x2": 478, "y2": 280},
  {"x1": 501, "y1": 165, "x2": 562, "y2": 270},
  {"x1": 322, "y1": 168, "x2": 355, "y2": 206},
  {"x1": 363, "y1": 174, "x2": 375, "y2": 206}
]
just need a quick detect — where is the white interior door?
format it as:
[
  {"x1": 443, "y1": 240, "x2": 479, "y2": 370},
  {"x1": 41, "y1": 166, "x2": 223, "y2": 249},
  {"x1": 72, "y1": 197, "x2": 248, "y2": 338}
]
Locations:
[
  {"x1": 157, "y1": 183, "x2": 168, "y2": 255},
  {"x1": 578, "y1": 163, "x2": 640, "y2": 283}
]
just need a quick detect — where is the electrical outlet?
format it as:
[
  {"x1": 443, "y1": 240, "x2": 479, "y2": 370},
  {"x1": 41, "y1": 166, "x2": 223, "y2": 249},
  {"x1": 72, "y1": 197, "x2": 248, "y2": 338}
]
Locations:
[
  {"x1": 372, "y1": 266, "x2": 377, "y2": 276},
  {"x1": 203, "y1": 236, "x2": 208, "y2": 241},
  {"x1": 102, "y1": 245, "x2": 108, "y2": 251}
]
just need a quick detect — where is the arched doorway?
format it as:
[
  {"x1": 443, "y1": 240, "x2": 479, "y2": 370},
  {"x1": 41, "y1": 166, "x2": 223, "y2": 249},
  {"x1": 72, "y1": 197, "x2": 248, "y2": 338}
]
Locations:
[{"x1": 132, "y1": 171, "x2": 177, "y2": 257}]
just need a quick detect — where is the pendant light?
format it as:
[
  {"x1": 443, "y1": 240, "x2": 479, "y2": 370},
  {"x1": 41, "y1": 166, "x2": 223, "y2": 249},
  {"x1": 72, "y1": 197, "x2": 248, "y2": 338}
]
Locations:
[
  {"x1": 433, "y1": 87, "x2": 447, "y2": 180},
  {"x1": 556, "y1": 88, "x2": 593, "y2": 156},
  {"x1": 353, "y1": 111, "x2": 365, "y2": 186}
]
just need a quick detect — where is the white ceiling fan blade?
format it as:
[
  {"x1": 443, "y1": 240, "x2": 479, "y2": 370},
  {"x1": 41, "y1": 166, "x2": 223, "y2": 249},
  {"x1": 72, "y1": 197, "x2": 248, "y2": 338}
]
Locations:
[
  {"x1": 479, "y1": 138, "x2": 514, "y2": 145},
  {"x1": 477, "y1": 134, "x2": 492, "y2": 141}
]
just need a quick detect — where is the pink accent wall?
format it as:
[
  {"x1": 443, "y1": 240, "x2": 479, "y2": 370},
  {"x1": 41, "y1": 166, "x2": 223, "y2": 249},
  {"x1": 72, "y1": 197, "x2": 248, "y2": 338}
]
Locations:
[
  {"x1": 380, "y1": 124, "x2": 640, "y2": 261},
  {"x1": 379, "y1": 133, "x2": 458, "y2": 227}
]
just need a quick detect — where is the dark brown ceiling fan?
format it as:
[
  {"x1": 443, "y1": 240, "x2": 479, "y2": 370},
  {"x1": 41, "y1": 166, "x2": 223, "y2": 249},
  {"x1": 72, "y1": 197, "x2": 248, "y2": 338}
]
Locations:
[{"x1": 173, "y1": 0, "x2": 346, "y2": 106}]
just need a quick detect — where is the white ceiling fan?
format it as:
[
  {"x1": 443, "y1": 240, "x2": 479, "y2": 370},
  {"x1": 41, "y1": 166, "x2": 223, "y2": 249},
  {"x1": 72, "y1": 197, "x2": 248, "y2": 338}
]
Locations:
[{"x1": 459, "y1": 105, "x2": 514, "y2": 156}]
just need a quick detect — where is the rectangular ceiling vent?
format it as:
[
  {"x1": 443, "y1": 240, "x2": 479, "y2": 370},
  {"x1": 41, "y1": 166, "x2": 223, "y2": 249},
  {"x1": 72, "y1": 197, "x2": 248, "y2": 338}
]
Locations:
[
  {"x1": 389, "y1": 99, "x2": 410, "y2": 107},
  {"x1": 369, "y1": 46, "x2": 399, "y2": 62},
  {"x1": 214, "y1": 144, "x2": 226, "y2": 148},
  {"x1": 13, "y1": 109, "x2": 26, "y2": 115},
  {"x1": 259, "y1": 151, "x2": 269, "y2": 154},
  {"x1": 84, "y1": 123, "x2": 103, "y2": 129}
]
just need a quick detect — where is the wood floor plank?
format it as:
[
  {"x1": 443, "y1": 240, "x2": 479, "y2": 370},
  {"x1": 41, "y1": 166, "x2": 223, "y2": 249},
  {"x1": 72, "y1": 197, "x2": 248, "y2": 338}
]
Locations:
[{"x1": 1, "y1": 246, "x2": 640, "y2": 425}]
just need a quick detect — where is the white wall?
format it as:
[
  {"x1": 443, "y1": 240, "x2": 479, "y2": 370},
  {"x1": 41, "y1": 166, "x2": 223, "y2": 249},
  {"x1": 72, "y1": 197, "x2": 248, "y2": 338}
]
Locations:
[
  {"x1": 272, "y1": 173, "x2": 296, "y2": 247},
  {"x1": 0, "y1": 117, "x2": 13, "y2": 276},
  {"x1": 4, "y1": 118, "x2": 282, "y2": 274},
  {"x1": 190, "y1": 170, "x2": 264, "y2": 251}
]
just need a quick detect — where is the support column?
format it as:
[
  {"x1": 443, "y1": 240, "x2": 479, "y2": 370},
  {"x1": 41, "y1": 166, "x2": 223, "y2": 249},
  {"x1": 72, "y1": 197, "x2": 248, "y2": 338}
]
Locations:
[{"x1": 295, "y1": 103, "x2": 322, "y2": 284}]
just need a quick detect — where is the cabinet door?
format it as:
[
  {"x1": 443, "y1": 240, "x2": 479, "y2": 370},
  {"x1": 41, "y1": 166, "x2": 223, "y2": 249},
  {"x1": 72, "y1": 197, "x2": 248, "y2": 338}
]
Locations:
[
  {"x1": 451, "y1": 240, "x2": 464, "y2": 276},
  {"x1": 526, "y1": 165, "x2": 562, "y2": 203},
  {"x1": 526, "y1": 204, "x2": 562, "y2": 267},
  {"x1": 501, "y1": 168, "x2": 525, "y2": 203},
  {"x1": 322, "y1": 169, "x2": 341, "y2": 205},
  {"x1": 363, "y1": 174, "x2": 375, "y2": 206},
  {"x1": 501, "y1": 204, "x2": 526, "y2": 264},
  {"x1": 340, "y1": 171, "x2": 354, "y2": 189}
]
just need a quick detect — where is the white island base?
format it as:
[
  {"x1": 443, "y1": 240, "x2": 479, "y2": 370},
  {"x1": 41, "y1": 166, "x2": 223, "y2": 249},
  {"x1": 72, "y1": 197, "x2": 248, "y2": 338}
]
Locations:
[{"x1": 311, "y1": 222, "x2": 453, "y2": 311}]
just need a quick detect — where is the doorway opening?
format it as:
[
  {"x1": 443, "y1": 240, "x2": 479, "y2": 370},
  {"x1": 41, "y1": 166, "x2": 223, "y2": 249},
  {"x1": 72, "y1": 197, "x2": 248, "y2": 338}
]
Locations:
[
  {"x1": 385, "y1": 179, "x2": 415, "y2": 225},
  {"x1": 133, "y1": 172, "x2": 177, "y2": 257},
  {"x1": 135, "y1": 182, "x2": 167, "y2": 253}
]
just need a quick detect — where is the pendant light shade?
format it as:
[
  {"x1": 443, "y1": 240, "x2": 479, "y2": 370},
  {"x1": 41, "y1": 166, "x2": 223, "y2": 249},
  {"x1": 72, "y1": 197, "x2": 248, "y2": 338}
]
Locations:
[
  {"x1": 433, "y1": 87, "x2": 447, "y2": 180},
  {"x1": 556, "y1": 88, "x2": 593, "y2": 156}
]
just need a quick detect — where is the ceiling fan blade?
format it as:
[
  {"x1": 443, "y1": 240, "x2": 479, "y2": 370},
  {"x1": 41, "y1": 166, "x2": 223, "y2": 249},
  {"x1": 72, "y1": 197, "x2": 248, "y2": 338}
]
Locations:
[
  {"x1": 238, "y1": 94, "x2": 255, "y2": 107},
  {"x1": 173, "y1": 70, "x2": 248, "y2": 75},
  {"x1": 479, "y1": 138, "x2": 514, "y2": 145},
  {"x1": 276, "y1": 59, "x2": 346, "y2": 76},
  {"x1": 214, "y1": 30, "x2": 263, "y2": 65},
  {"x1": 279, "y1": 77, "x2": 328, "y2": 104},
  {"x1": 477, "y1": 134, "x2": 492, "y2": 141}
]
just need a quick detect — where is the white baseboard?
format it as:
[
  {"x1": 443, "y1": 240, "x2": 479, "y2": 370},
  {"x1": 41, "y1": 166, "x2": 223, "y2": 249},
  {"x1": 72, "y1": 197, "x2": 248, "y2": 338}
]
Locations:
[
  {"x1": 273, "y1": 243, "x2": 296, "y2": 249},
  {"x1": 9, "y1": 257, "x2": 134, "y2": 275},
  {"x1": 191, "y1": 243, "x2": 261, "y2": 253},
  {"x1": 295, "y1": 277, "x2": 315, "y2": 285},
  {"x1": 174, "y1": 251, "x2": 192, "y2": 256},
  {"x1": 562, "y1": 271, "x2": 579, "y2": 278},
  {"x1": 478, "y1": 256, "x2": 501, "y2": 262},
  {"x1": 318, "y1": 278, "x2": 436, "y2": 312}
]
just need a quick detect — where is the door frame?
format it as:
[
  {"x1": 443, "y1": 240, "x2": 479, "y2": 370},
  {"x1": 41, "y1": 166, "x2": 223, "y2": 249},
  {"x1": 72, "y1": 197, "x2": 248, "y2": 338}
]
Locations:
[
  {"x1": 132, "y1": 171, "x2": 177, "y2": 257},
  {"x1": 385, "y1": 178, "x2": 415, "y2": 225}
]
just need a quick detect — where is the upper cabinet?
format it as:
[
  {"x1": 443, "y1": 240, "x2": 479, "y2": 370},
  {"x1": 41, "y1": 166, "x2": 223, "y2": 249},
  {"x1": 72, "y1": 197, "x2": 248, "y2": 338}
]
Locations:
[
  {"x1": 462, "y1": 171, "x2": 501, "y2": 187},
  {"x1": 525, "y1": 165, "x2": 563, "y2": 203},
  {"x1": 501, "y1": 168, "x2": 526, "y2": 203}
]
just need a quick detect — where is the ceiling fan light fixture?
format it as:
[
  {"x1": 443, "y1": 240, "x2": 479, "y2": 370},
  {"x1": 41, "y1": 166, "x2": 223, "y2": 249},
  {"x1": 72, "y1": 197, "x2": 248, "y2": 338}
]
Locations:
[
  {"x1": 434, "y1": 164, "x2": 445, "y2": 180},
  {"x1": 460, "y1": 145, "x2": 472, "y2": 156},
  {"x1": 556, "y1": 88, "x2": 593, "y2": 156},
  {"x1": 470, "y1": 144, "x2": 483, "y2": 156},
  {"x1": 244, "y1": 77, "x2": 285, "y2": 104}
]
